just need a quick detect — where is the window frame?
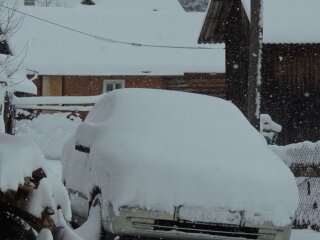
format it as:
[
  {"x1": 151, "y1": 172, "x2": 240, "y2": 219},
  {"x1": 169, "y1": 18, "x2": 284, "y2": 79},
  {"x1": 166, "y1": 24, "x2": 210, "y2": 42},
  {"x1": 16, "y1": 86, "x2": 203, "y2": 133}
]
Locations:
[
  {"x1": 24, "y1": 0, "x2": 35, "y2": 6},
  {"x1": 103, "y1": 79, "x2": 125, "y2": 93}
]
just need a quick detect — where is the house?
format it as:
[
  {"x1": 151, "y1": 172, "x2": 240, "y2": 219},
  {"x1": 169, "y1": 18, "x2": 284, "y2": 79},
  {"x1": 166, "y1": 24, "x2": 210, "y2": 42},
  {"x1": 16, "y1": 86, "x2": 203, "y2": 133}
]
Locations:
[
  {"x1": 199, "y1": 0, "x2": 320, "y2": 145},
  {"x1": 1, "y1": 3, "x2": 226, "y2": 100}
]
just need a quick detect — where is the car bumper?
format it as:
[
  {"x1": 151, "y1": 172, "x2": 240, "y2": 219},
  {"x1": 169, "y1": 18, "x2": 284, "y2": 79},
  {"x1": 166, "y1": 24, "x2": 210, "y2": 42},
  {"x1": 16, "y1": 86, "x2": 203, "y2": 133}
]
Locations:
[{"x1": 107, "y1": 229, "x2": 269, "y2": 240}]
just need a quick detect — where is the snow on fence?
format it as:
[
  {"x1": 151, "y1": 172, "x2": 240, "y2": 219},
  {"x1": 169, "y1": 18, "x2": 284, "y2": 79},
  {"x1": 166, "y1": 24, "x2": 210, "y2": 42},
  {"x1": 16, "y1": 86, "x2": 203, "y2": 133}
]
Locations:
[
  {"x1": 271, "y1": 142, "x2": 320, "y2": 231},
  {"x1": 12, "y1": 95, "x2": 101, "y2": 111},
  {"x1": 7, "y1": 95, "x2": 102, "y2": 160}
]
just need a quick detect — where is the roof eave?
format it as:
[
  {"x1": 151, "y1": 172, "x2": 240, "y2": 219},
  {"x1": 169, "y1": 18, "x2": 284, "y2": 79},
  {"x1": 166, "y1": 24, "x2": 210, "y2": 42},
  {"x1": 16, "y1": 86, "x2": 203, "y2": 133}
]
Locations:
[{"x1": 198, "y1": 0, "x2": 236, "y2": 44}]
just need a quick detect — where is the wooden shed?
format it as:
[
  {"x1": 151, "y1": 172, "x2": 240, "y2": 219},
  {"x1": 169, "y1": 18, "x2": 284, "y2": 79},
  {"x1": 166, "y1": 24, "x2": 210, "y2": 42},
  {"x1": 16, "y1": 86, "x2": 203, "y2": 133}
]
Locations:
[{"x1": 199, "y1": 0, "x2": 320, "y2": 145}]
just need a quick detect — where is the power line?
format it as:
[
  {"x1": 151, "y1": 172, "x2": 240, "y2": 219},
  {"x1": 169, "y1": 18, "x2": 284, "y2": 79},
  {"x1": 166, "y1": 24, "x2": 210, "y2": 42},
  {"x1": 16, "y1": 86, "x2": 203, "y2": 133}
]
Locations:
[{"x1": 0, "y1": 4, "x2": 224, "y2": 50}]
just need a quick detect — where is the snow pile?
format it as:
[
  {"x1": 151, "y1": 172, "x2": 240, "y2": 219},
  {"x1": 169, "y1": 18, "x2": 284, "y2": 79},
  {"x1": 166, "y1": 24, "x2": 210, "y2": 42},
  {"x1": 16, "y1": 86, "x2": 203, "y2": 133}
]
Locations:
[
  {"x1": 260, "y1": 114, "x2": 282, "y2": 133},
  {"x1": 74, "y1": 197, "x2": 101, "y2": 240},
  {"x1": 36, "y1": 229, "x2": 53, "y2": 240},
  {"x1": 0, "y1": 134, "x2": 44, "y2": 192},
  {"x1": 260, "y1": 114, "x2": 282, "y2": 144},
  {"x1": 15, "y1": 112, "x2": 82, "y2": 160},
  {"x1": 27, "y1": 172, "x2": 72, "y2": 223},
  {"x1": 52, "y1": 203, "x2": 103, "y2": 240},
  {"x1": 62, "y1": 88, "x2": 299, "y2": 227},
  {"x1": 0, "y1": 133, "x2": 71, "y2": 224},
  {"x1": 291, "y1": 229, "x2": 320, "y2": 240}
]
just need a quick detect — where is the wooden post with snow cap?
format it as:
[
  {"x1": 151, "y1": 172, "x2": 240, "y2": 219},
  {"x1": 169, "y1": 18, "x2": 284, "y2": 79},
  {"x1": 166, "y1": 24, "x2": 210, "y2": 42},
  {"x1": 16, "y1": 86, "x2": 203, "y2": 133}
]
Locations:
[
  {"x1": 0, "y1": 81, "x2": 6, "y2": 133},
  {"x1": 4, "y1": 92, "x2": 14, "y2": 134},
  {"x1": 247, "y1": 0, "x2": 263, "y2": 129}
]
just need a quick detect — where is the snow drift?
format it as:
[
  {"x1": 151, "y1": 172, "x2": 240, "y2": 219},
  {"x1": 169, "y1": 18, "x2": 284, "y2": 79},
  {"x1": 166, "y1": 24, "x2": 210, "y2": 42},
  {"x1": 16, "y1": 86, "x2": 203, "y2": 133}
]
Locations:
[{"x1": 62, "y1": 89, "x2": 299, "y2": 227}]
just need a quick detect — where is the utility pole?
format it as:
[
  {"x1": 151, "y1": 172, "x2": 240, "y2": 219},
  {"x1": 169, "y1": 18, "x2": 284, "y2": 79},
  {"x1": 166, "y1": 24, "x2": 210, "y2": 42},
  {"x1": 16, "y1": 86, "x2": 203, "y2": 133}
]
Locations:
[{"x1": 247, "y1": 0, "x2": 263, "y2": 129}]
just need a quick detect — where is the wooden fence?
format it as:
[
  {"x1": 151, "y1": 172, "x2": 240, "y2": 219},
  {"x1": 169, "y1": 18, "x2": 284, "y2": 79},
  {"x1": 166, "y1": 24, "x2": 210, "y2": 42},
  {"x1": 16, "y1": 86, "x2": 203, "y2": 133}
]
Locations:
[
  {"x1": 4, "y1": 94, "x2": 101, "y2": 134},
  {"x1": 4, "y1": 94, "x2": 101, "y2": 160}
]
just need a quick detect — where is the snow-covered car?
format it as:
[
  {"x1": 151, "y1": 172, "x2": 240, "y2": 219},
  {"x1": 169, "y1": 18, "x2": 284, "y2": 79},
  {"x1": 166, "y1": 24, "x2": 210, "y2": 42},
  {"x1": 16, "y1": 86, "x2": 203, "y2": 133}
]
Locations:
[{"x1": 62, "y1": 89, "x2": 299, "y2": 240}]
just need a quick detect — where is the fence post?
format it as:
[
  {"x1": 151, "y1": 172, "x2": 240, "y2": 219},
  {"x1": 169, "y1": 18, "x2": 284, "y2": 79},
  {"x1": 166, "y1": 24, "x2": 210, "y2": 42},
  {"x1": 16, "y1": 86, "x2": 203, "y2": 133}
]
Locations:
[
  {"x1": 4, "y1": 92, "x2": 15, "y2": 135},
  {"x1": 0, "y1": 82, "x2": 6, "y2": 133}
]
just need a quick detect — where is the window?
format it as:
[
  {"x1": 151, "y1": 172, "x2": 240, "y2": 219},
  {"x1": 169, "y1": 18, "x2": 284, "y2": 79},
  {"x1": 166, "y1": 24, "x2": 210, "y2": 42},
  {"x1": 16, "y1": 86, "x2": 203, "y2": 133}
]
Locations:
[
  {"x1": 24, "y1": 0, "x2": 35, "y2": 6},
  {"x1": 103, "y1": 80, "x2": 125, "y2": 93}
]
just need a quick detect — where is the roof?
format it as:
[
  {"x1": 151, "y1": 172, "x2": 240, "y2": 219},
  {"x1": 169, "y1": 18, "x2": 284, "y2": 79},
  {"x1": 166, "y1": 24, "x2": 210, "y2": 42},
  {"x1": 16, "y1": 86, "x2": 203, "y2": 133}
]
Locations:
[
  {"x1": 200, "y1": 0, "x2": 320, "y2": 44},
  {"x1": 71, "y1": 0, "x2": 184, "y2": 12},
  {"x1": 18, "y1": 0, "x2": 184, "y2": 12},
  {"x1": 6, "y1": 5, "x2": 225, "y2": 76},
  {"x1": 198, "y1": 0, "x2": 235, "y2": 43}
]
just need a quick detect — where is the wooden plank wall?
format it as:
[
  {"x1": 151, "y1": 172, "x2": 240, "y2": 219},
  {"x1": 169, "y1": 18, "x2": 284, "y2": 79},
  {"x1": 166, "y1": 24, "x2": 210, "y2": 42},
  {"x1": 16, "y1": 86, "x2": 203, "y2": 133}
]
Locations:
[
  {"x1": 33, "y1": 74, "x2": 226, "y2": 99},
  {"x1": 162, "y1": 73, "x2": 226, "y2": 98},
  {"x1": 262, "y1": 44, "x2": 320, "y2": 145},
  {"x1": 62, "y1": 76, "x2": 163, "y2": 96}
]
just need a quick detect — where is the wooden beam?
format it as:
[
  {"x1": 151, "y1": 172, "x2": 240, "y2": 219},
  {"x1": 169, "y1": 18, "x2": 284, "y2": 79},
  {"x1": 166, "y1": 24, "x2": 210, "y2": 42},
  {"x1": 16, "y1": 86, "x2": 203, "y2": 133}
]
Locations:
[{"x1": 247, "y1": 0, "x2": 263, "y2": 129}]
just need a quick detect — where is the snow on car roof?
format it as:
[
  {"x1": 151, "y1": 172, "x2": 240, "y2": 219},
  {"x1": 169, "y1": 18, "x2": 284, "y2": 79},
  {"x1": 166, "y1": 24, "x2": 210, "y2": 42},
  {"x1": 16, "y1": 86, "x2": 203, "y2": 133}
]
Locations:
[{"x1": 62, "y1": 89, "x2": 298, "y2": 226}]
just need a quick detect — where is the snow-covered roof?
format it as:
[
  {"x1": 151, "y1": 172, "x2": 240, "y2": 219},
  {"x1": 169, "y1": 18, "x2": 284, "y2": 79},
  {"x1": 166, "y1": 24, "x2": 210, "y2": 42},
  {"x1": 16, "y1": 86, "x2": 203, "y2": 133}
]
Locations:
[
  {"x1": 6, "y1": 6, "x2": 224, "y2": 76},
  {"x1": 16, "y1": 0, "x2": 184, "y2": 12},
  {"x1": 62, "y1": 88, "x2": 298, "y2": 227},
  {"x1": 70, "y1": 0, "x2": 184, "y2": 12},
  {"x1": 241, "y1": 0, "x2": 320, "y2": 44}
]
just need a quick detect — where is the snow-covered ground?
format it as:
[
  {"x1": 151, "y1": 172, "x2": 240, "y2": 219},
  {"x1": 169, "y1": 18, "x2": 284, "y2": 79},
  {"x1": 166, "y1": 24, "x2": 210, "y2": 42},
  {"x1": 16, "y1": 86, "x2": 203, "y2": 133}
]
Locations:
[{"x1": 290, "y1": 229, "x2": 320, "y2": 240}]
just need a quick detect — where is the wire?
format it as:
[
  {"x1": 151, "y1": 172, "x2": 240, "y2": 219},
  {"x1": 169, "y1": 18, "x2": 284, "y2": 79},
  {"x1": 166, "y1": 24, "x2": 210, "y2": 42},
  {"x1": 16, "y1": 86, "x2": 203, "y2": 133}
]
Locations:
[
  {"x1": 0, "y1": 4, "x2": 224, "y2": 50},
  {"x1": 297, "y1": 176, "x2": 315, "y2": 187}
]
